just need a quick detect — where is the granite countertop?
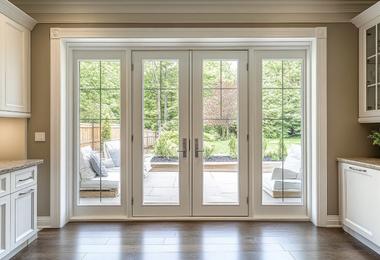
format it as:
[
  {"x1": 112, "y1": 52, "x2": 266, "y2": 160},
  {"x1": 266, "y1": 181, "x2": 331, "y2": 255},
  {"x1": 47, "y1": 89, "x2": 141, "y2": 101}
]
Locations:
[
  {"x1": 337, "y1": 158, "x2": 380, "y2": 171},
  {"x1": 0, "y1": 159, "x2": 43, "y2": 175}
]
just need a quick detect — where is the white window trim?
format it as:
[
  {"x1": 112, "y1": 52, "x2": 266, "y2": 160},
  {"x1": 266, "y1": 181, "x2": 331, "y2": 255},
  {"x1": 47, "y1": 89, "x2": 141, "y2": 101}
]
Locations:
[{"x1": 49, "y1": 27, "x2": 327, "y2": 227}]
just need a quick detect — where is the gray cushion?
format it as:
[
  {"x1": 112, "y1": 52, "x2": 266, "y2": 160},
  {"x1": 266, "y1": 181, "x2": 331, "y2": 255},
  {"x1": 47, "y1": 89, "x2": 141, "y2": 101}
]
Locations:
[
  {"x1": 89, "y1": 152, "x2": 108, "y2": 177},
  {"x1": 80, "y1": 146, "x2": 96, "y2": 180},
  {"x1": 105, "y1": 140, "x2": 120, "y2": 167}
]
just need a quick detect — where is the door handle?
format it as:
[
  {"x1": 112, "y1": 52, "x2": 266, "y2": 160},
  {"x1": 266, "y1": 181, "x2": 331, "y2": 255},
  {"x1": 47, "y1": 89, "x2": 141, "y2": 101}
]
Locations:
[
  {"x1": 177, "y1": 138, "x2": 187, "y2": 158},
  {"x1": 195, "y1": 138, "x2": 204, "y2": 158}
]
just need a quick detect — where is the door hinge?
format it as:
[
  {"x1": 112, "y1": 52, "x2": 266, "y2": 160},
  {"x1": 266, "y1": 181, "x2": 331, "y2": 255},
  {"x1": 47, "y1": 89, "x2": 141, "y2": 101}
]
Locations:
[
  {"x1": 131, "y1": 197, "x2": 134, "y2": 205},
  {"x1": 131, "y1": 64, "x2": 134, "y2": 71},
  {"x1": 247, "y1": 197, "x2": 249, "y2": 204},
  {"x1": 247, "y1": 134, "x2": 249, "y2": 141},
  {"x1": 131, "y1": 135, "x2": 134, "y2": 142},
  {"x1": 246, "y1": 63, "x2": 249, "y2": 71}
]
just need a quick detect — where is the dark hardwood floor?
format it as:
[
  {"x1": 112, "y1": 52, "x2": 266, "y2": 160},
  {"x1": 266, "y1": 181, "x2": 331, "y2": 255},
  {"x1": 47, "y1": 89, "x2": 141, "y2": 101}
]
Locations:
[{"x1": 12, "y1": 222, "x2": 380, "y2": 260}]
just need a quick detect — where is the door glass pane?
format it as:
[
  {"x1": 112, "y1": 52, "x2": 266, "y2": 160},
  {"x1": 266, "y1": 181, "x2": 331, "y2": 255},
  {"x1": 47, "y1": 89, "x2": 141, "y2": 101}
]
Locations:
[
  {"x1": 142, "y1": 60, "x2": 180, "y2": 205},
  {"x1": 78, "y1": 60, "x2": 121, "y2": 206},
  {"x1": 262, "y1": 59, "x2": 303, "y2": 205},
  {"x1": 367, "y1": 86, "x2": 376, "y2": 111},
  {"x1": 367, "y1": 57, "x2": 376, "y2": 86},
  {"x1": 202, "y1": 60, "x2": 239, "y2": 205},
  {"x1": 367, "y1": 26, "x2": 376, "y2": 58}
]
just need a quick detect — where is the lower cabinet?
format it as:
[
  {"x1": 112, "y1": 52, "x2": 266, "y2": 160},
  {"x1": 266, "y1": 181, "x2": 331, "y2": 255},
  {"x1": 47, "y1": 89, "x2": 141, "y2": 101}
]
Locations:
[
  {"x1": 340, "y1": 162, "x2": 380, "y2": 253},
  {"x1": 0, "y1": 196, "x2": 11, "y2": 259},
  {"x1": 0, "y1": 167, "x2": 38, "y2": 259},
  {"x1": 10, "y1": 185, "x2": 37, "y2": 249}
]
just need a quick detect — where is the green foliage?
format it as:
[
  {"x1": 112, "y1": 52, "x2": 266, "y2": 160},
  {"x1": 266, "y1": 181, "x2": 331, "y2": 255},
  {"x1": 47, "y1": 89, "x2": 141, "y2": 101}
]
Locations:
[
  {"x1": 228, "y1": 136, "x2": 238, "y2": 159},
  {"x1": 143, "y1": 60, "x2": 179, "y2": 131},
  {"x1": 369, "y1": 130, "x2": 380, "y2": 146},
  {"x1": 262, "y1": 59, "x2": 302, "y2": 139},
  {"x1": 79, "y1": 56, "x2": 303, "y2": 161},
  {"x1": 79, "y1": 60, "x2": 121, "y2": 122},
  {"x1": 101, "y1": 119, "x2": 111, "y2": 141},
  {"x1": 153, "y1": 130, "x2": 179, "y2": 158},
  {"x1": 204, "y1": 142, "x2": 215, "y2": 159}
]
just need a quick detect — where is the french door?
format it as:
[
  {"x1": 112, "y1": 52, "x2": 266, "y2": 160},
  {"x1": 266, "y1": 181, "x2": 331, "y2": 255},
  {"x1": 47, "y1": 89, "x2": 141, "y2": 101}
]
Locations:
[{"x1": 132, "y1": 50, "x2": 248, "y2": 217}]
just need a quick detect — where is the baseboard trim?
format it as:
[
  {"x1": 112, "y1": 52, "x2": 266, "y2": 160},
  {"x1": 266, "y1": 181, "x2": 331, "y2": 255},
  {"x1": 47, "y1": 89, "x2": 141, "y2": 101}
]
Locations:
[
  {"x1": 326, "y1": 215, "x2": 342, "y2": 227},
  {"x1": 343, "y1": 225, "x2": 380, "y2": 255},
  {"x1": 37, "y1": 216, "x2": 52, "y2": 229}
]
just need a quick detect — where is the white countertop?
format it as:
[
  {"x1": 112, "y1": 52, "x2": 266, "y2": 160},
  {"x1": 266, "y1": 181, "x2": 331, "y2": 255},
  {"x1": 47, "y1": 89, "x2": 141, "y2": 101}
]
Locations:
[
  {"x1": 337, "y1": 158, "x2": 380, "y2": 171},
  {"x1": 0, "y1": 159, "x2": 43, "y2": 175}
]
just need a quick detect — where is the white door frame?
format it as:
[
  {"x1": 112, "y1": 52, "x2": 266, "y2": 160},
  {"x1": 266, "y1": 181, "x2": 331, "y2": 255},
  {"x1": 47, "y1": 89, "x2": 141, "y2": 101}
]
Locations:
[
  {"x1": 252, "y1": 50, "x2": 308, "y2": 219},
  {"x1": 71, "y1": 50, "x2": 128, "y2": 218},
  {"x1": 192, "y1": 50, "x2": 249, "y2": 216},
  {"x1": 132, "y1": 50, "x2": 191, "y2": 216},
  {"x1": 49, "y1": 27, "x2": 327, "y2": 227}
]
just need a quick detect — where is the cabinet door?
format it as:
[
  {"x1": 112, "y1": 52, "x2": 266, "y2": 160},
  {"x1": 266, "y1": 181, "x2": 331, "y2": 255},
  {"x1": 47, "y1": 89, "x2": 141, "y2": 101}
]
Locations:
[
  {"x1": 342, "y1": 164, "x2": 379, "y2": 242},
  {"x1": 11, "y1": 185, "x2": 37, "y2": 248},
  {"x1": 0, "y1": 195, "x2": 11, "y2": 259},
  {"x1": 0, "y1": 14, "x2": 30, "y2": 114}
]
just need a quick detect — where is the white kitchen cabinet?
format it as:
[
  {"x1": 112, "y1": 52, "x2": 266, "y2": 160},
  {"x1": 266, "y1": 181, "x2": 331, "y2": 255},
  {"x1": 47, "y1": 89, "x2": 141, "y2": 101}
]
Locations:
[
  {"x1": 10, "y1": 185, "x2": 37, "y2": 249},
  {"x1": 352, "y1": 2, "x2": 380, "y2": 122},
  {"x1": 0, "y1": 164, "x2": 39, "y2": 259},
  {"x1": 0, "y1": 14, "x2": 30, "y2": 115},
  {"x1": 0, "y1": 0, "x2": 36, "y2": 118},
  {"x1": 0, "y1": 195, "x2": 11, "y2": 259},
  {"x1": 339, "y1": 161, "x2": 380, "y2": 254}
]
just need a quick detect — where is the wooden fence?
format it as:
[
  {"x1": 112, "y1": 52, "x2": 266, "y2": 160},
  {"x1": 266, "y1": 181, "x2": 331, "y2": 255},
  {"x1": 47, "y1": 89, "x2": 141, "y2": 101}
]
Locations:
[{"x1": 80, "y1": 123, "x2": 157, "y2": 151}]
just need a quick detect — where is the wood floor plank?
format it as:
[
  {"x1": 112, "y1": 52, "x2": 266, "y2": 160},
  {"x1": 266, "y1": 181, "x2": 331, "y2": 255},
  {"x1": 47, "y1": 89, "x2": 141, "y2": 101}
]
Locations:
[{"x1": 11, "y1": 222, "x2": 380, "y2": 260}]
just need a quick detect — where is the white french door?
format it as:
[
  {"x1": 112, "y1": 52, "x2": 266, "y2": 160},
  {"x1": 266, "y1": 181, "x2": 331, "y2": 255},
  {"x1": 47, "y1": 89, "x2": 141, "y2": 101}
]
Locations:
[
  {"x1": 73, "y1": 50, "x2": 127, "y2": 217},
  {"x1": 192, "y1": 51, "x2": 248, "y2": 216},
  {"x1": 132, "y1": 50, "x2": 248, "y2": 217},
  {"x1": 252, "y1": 50, "x2": 308, "y2": 218},
  {"x1": 132, "y1": 51, "x2": 191, "y2": 216}
]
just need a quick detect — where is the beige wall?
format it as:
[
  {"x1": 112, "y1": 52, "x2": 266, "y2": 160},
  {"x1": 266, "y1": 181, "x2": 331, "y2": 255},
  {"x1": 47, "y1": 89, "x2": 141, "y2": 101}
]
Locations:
[
  {"x1": 30, "y1": 23, "x2": 380, "y2": 216},
  {"x1": 0, "y1": 118, "x2": 27, "y2": 160}
]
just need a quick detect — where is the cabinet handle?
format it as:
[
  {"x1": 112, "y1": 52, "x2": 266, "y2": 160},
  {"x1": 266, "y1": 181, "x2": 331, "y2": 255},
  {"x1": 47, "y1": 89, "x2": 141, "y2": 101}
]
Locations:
[
  {"x1": 348, "y1": 166, "x2": 367, "y2": 173},
  {"x1": 17, "y1": 176, "x2": 34, "y2": 182},
  {"x1": 18, "y1": 189, "x2": 34, "y2": 196}
]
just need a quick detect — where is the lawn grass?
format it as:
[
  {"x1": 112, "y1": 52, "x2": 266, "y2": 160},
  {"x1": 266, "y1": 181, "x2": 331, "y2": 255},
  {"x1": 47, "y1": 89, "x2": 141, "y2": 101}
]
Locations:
[{"x1": 206, "y1": 137, "x2": 301, "y2": 158}]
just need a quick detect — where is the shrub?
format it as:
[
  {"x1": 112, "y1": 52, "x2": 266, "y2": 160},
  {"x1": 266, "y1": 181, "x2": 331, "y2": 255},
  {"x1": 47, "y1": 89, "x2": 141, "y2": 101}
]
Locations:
[
  {"x1": 101, "y1": 119, "x2": 111, "y2": 141},
  {"x1": 204, "y1": 142, "x2": 215, "y2": 159},
  {"x1": 229, "y1": 136, "x2": 238, "y2": 159},
  {"x1": 153, "y1": 130, "x2": 178, "y2": 158}
]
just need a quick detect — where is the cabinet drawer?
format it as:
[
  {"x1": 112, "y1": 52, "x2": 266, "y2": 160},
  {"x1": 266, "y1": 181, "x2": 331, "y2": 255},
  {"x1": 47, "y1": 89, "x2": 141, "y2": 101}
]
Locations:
[
  {"x1": 0, "y1": 173, "x2": 10, "y2": 198},
  {"x1": 11, "y1": 185, "x2": 37, "y2": 248},
  {"x1": 11, "y1": 166, "x2": 37, "y2": 193}
]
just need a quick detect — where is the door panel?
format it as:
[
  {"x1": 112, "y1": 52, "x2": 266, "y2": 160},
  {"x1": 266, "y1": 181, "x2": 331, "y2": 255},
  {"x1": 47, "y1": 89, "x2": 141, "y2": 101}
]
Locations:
[
  {"x1": 73, "y1": 50, "x2": 127, "y2": 218},
  {"x1": 132, "y1": 51, "x2": 190, "y2": 216},
  {"x1": 192, "y1": 51, "x2": 249, "y2": 216},
  {"x1": 253, "y1": 50, "x2": 307, "y2": 218}
]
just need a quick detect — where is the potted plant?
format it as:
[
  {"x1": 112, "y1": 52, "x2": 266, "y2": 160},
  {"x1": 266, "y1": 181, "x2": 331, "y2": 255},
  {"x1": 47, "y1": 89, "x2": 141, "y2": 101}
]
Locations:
[{"x1": 368, "y1": 130, "x2": 380, "y2": 146}]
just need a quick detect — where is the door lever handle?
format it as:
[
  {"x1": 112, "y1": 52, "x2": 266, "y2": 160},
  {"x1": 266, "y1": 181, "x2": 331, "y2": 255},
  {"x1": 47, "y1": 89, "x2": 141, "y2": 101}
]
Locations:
[
  {"x1": 195, "y1": 138, "x2": 204, "y2": 158},
  {"x1": 177, "y1": 138, "x2": 187, "y2": 158}
]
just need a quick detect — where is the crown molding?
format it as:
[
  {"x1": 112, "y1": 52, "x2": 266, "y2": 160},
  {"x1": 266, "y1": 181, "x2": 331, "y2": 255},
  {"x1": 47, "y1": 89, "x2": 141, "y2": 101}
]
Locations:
[
  {"x1": 351, "y1": 1, "x2": 380, "y2": 27},
  {"x1": 10, "y1": 0, "x2": 376, "y2": 23},
  {"x1": 50, "y1": 27, "x2": 326, "y2": 39},
  {"x1": 10, "y1": 0, "x2": 376, "y2": 14},
  {"x1": 0, "y1": 0, "x2": 36, "y2": 30},
  {"x1": 27, "y1": 13, "x2": 360, "y2": 24}
]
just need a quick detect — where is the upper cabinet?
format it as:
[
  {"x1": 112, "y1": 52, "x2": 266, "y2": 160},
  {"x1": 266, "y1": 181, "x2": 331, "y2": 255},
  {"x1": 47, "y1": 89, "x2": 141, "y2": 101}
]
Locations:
[
  {"x1": 353, "y1": 2, "x2": 380, "y2": 123},
  {"x1": 0, "y1": 1, "x2": 36, "y2": 118}
]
